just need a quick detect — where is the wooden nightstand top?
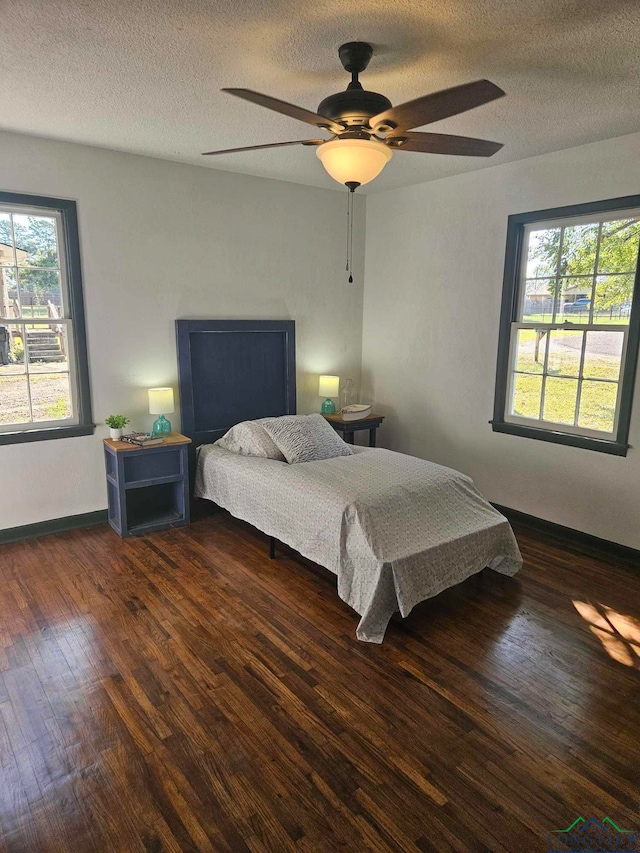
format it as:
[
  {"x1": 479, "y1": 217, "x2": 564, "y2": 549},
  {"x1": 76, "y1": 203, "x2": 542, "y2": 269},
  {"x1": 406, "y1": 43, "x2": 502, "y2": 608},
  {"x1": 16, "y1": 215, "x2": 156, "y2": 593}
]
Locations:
[
  {"x1": 103, "y1": 432, "x2": 192, "y2": 452},
  {"x1": 323, "y1": 413, "x2": 384, "y2": 426}
]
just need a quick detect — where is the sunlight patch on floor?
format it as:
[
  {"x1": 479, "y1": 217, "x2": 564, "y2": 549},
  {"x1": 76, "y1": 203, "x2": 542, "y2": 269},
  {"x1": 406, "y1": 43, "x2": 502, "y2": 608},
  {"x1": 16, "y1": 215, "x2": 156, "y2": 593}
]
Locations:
[{"x1": 573, "y1": 600, "x2": 640, "y2": 669}]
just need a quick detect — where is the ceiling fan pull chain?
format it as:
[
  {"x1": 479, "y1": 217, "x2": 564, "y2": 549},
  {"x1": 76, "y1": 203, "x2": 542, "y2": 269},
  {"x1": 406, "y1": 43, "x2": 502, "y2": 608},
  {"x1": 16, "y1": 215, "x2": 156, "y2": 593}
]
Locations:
[
  {"x1": 349, "y1": 189, "x2": 354, "y2": 284},
  {"x1": 346, "y1": 187, "x2": 351, "y2": 280},
  {"x1": 344, "y1": 182, "x2": 359, "y2": 283}
]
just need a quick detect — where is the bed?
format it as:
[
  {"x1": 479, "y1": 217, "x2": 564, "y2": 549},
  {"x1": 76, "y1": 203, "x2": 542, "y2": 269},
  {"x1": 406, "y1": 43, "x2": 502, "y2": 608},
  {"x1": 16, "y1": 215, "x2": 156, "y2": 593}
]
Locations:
[{"x1": 176, "y1": 319, "x2": 522, "y2": 643}]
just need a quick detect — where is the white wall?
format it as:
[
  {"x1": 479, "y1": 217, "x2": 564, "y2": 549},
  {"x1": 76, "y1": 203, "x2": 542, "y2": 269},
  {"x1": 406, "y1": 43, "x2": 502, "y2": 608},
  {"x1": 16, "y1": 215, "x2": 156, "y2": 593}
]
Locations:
[
  {"x1": 362, "y1": 132, "x2": 640, "y2": 550},
  {"x1": 0, "y1": 130, "x2": 365, "y2": 530}
]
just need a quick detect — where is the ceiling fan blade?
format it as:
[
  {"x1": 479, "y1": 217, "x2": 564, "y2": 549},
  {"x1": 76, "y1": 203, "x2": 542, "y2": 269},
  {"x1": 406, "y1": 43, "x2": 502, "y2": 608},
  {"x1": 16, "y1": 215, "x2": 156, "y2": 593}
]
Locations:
[
  {"x1": 387, "y1": 131, "x2": 503, "y2": 157},
  {"x1": 222, "y1": 88, "x2": 344, "y2": 134},
  {"x1": 202, "y1": 139, "x2": 325, "y2": 156},
  {"x1": 371, "y1": 80, "x2": 505, "y2": 132}
]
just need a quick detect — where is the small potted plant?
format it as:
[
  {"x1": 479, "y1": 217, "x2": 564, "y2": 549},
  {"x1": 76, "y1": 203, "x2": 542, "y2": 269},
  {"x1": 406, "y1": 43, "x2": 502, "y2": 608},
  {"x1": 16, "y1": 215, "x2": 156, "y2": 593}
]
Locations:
[{"x1": 105, "y1": 414, "x2": 130, "y2": 440}]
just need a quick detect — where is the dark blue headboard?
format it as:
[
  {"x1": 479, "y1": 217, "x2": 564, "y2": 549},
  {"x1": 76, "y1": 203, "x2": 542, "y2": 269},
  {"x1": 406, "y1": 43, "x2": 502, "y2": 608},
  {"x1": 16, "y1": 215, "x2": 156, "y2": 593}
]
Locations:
[{"x1": 175, "y1": 319, "x2": 296, "y2": 452}]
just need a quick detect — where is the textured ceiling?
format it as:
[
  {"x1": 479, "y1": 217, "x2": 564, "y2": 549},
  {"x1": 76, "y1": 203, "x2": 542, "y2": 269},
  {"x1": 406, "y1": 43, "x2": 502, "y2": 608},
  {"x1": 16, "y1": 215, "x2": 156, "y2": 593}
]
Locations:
[{"x1": 3, "y1": 0, "x2": 640, "y2": 193}]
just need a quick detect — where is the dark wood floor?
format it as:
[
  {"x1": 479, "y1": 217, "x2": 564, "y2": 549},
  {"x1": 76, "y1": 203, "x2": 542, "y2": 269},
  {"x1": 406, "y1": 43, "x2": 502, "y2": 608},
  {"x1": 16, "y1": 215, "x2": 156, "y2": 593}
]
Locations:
[{"x1": 0, "y1": 512, "x2": 639, "y2": 853}]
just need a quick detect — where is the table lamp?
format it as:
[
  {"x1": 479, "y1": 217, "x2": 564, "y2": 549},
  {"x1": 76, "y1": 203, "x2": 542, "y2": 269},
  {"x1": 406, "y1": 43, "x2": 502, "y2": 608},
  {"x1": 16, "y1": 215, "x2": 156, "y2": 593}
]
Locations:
[
  {"x1": 148, "y1": 387, "x2": 174, "y2": 436},
  {"x1": 319, "y1": 375, "x2": 339, "y2": 414}
]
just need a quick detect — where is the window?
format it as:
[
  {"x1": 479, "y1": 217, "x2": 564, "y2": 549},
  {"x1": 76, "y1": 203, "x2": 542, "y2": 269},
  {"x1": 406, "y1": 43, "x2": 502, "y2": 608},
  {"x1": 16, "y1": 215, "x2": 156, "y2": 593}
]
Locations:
[
  {"x1": 0, "y1": 192, "x2": 93, "y2": 445},
  {"x1": 493, "y1": 195, "x2": 640, "y2": 456}
]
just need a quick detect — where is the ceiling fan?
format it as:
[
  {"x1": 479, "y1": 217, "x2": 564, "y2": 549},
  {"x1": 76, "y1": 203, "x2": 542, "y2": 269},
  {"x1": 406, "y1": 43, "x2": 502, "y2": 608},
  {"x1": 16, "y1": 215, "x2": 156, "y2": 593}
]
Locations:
[{"x1": 203, "y1": 42, "x2": 505, "y2": 190}]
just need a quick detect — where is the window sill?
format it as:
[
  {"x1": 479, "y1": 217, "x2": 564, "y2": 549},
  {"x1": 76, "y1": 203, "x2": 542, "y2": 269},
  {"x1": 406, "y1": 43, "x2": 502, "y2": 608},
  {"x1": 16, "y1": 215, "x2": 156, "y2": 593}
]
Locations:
[
  {"x1": 0, "y1": 423, "x2": 96, "y2": 446},
  {"x1": 490, "y1": 420, "x2": 629, "y2": 456}
]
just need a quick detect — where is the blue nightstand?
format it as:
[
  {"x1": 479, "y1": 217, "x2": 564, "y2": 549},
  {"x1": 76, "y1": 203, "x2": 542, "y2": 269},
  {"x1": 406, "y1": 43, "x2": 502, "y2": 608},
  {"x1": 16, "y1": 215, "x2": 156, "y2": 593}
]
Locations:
[{"x1": 103, "y1": 433, "x2": 191, "y2": 537}]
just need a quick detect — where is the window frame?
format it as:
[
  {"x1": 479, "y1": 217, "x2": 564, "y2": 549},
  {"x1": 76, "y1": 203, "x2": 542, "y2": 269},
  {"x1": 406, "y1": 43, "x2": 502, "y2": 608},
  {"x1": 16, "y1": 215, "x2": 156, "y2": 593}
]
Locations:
[
  {"x1": 492, "y1": 195, "x2": 640, "y2": 456},
  {"x1": 0, "y1": 191, "x2": 94, "y2": 445}
]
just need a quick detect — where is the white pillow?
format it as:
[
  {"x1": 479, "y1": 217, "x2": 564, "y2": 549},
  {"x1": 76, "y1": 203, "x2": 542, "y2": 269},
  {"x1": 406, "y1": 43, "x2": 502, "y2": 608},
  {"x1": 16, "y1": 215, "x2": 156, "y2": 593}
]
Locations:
[
  {"x1": 261, "y1": 414, "x2": 353, "y2": 464},
  {"x1": 215, "y1": 419, "x2": 285, "y2": 461}
]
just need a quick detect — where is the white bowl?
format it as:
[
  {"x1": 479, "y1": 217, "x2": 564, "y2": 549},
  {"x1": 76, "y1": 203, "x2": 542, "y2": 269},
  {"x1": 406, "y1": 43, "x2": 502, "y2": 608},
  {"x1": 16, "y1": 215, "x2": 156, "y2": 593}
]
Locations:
[{"x1": 340, "y1": 404, "x2": 372, "y2": 421}]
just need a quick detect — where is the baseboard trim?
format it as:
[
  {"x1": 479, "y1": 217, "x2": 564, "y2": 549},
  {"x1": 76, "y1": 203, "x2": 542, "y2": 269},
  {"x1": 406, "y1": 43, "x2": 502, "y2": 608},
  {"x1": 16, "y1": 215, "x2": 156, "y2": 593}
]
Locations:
[
  {"x1": 0, "y1": 510, "x2": 108, "y2": 545},
  {"x1": 494, "y1": 503, "x2": 640, "y2": 564}
]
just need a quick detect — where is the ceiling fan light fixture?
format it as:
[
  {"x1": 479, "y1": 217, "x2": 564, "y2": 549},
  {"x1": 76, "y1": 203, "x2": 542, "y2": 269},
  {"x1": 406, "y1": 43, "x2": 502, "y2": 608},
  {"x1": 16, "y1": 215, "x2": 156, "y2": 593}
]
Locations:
[{"x1": 316, "y1": 137, "x2": 392, "y2": 187}]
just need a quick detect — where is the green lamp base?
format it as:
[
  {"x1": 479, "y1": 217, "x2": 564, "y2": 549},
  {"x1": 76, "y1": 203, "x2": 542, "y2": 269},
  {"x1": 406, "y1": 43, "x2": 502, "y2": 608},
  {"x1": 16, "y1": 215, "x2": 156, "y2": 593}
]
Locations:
[
  {"x1": 152, "y1": 414, "x2": 172, "y2": 436},
  {"x1": 321, "y1": 398, "x2": 336, "y2": 414}
]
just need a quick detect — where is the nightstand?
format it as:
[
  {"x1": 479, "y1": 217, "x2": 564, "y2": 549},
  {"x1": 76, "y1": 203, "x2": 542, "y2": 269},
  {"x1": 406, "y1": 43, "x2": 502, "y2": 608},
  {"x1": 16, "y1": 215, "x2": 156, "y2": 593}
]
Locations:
[
  {"x1": 103, "y1": 433, "x2": 191, "y2": 537},
  {"x1": 323, "y1": 413, "x2": 385, "y2": 446}
]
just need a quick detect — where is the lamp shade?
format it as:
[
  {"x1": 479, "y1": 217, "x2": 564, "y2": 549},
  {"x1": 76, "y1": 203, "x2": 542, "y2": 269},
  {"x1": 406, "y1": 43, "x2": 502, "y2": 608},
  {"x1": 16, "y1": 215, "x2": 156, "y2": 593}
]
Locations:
[
  {"x1": 316, "y1": 138, "x2": 393, "y2": 186},
  {"x1": 148, "y1": 387, "x2": 174, "y2": 415},
  {"x1": 318, "y1": 375, "x2": 340, "y2": 398}
]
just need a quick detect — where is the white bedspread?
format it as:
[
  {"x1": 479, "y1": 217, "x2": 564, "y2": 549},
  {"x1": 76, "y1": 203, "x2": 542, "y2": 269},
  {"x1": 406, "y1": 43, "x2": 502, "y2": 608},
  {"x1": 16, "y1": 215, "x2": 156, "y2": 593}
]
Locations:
[{"x1": 195, "y1": 445, "x2": 522, "y2": 643}]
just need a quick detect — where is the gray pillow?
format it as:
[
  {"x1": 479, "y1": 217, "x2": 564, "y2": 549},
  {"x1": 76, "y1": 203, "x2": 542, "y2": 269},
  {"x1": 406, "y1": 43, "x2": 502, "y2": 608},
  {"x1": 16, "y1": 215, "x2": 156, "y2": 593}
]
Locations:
[
  {"x1": 262, "y1": 414, "x2": 352, "y2": 464},
  {"x1": 215, "y1": 419, "x2": 285, "y2": 461}
]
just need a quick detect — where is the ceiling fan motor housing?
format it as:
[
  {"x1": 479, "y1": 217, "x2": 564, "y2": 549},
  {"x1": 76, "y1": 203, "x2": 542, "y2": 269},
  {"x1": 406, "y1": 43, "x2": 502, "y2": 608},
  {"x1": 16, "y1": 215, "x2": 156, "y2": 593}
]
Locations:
[{"x1": 317, "y1": 90, "x2": 392, "y2": 127}]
